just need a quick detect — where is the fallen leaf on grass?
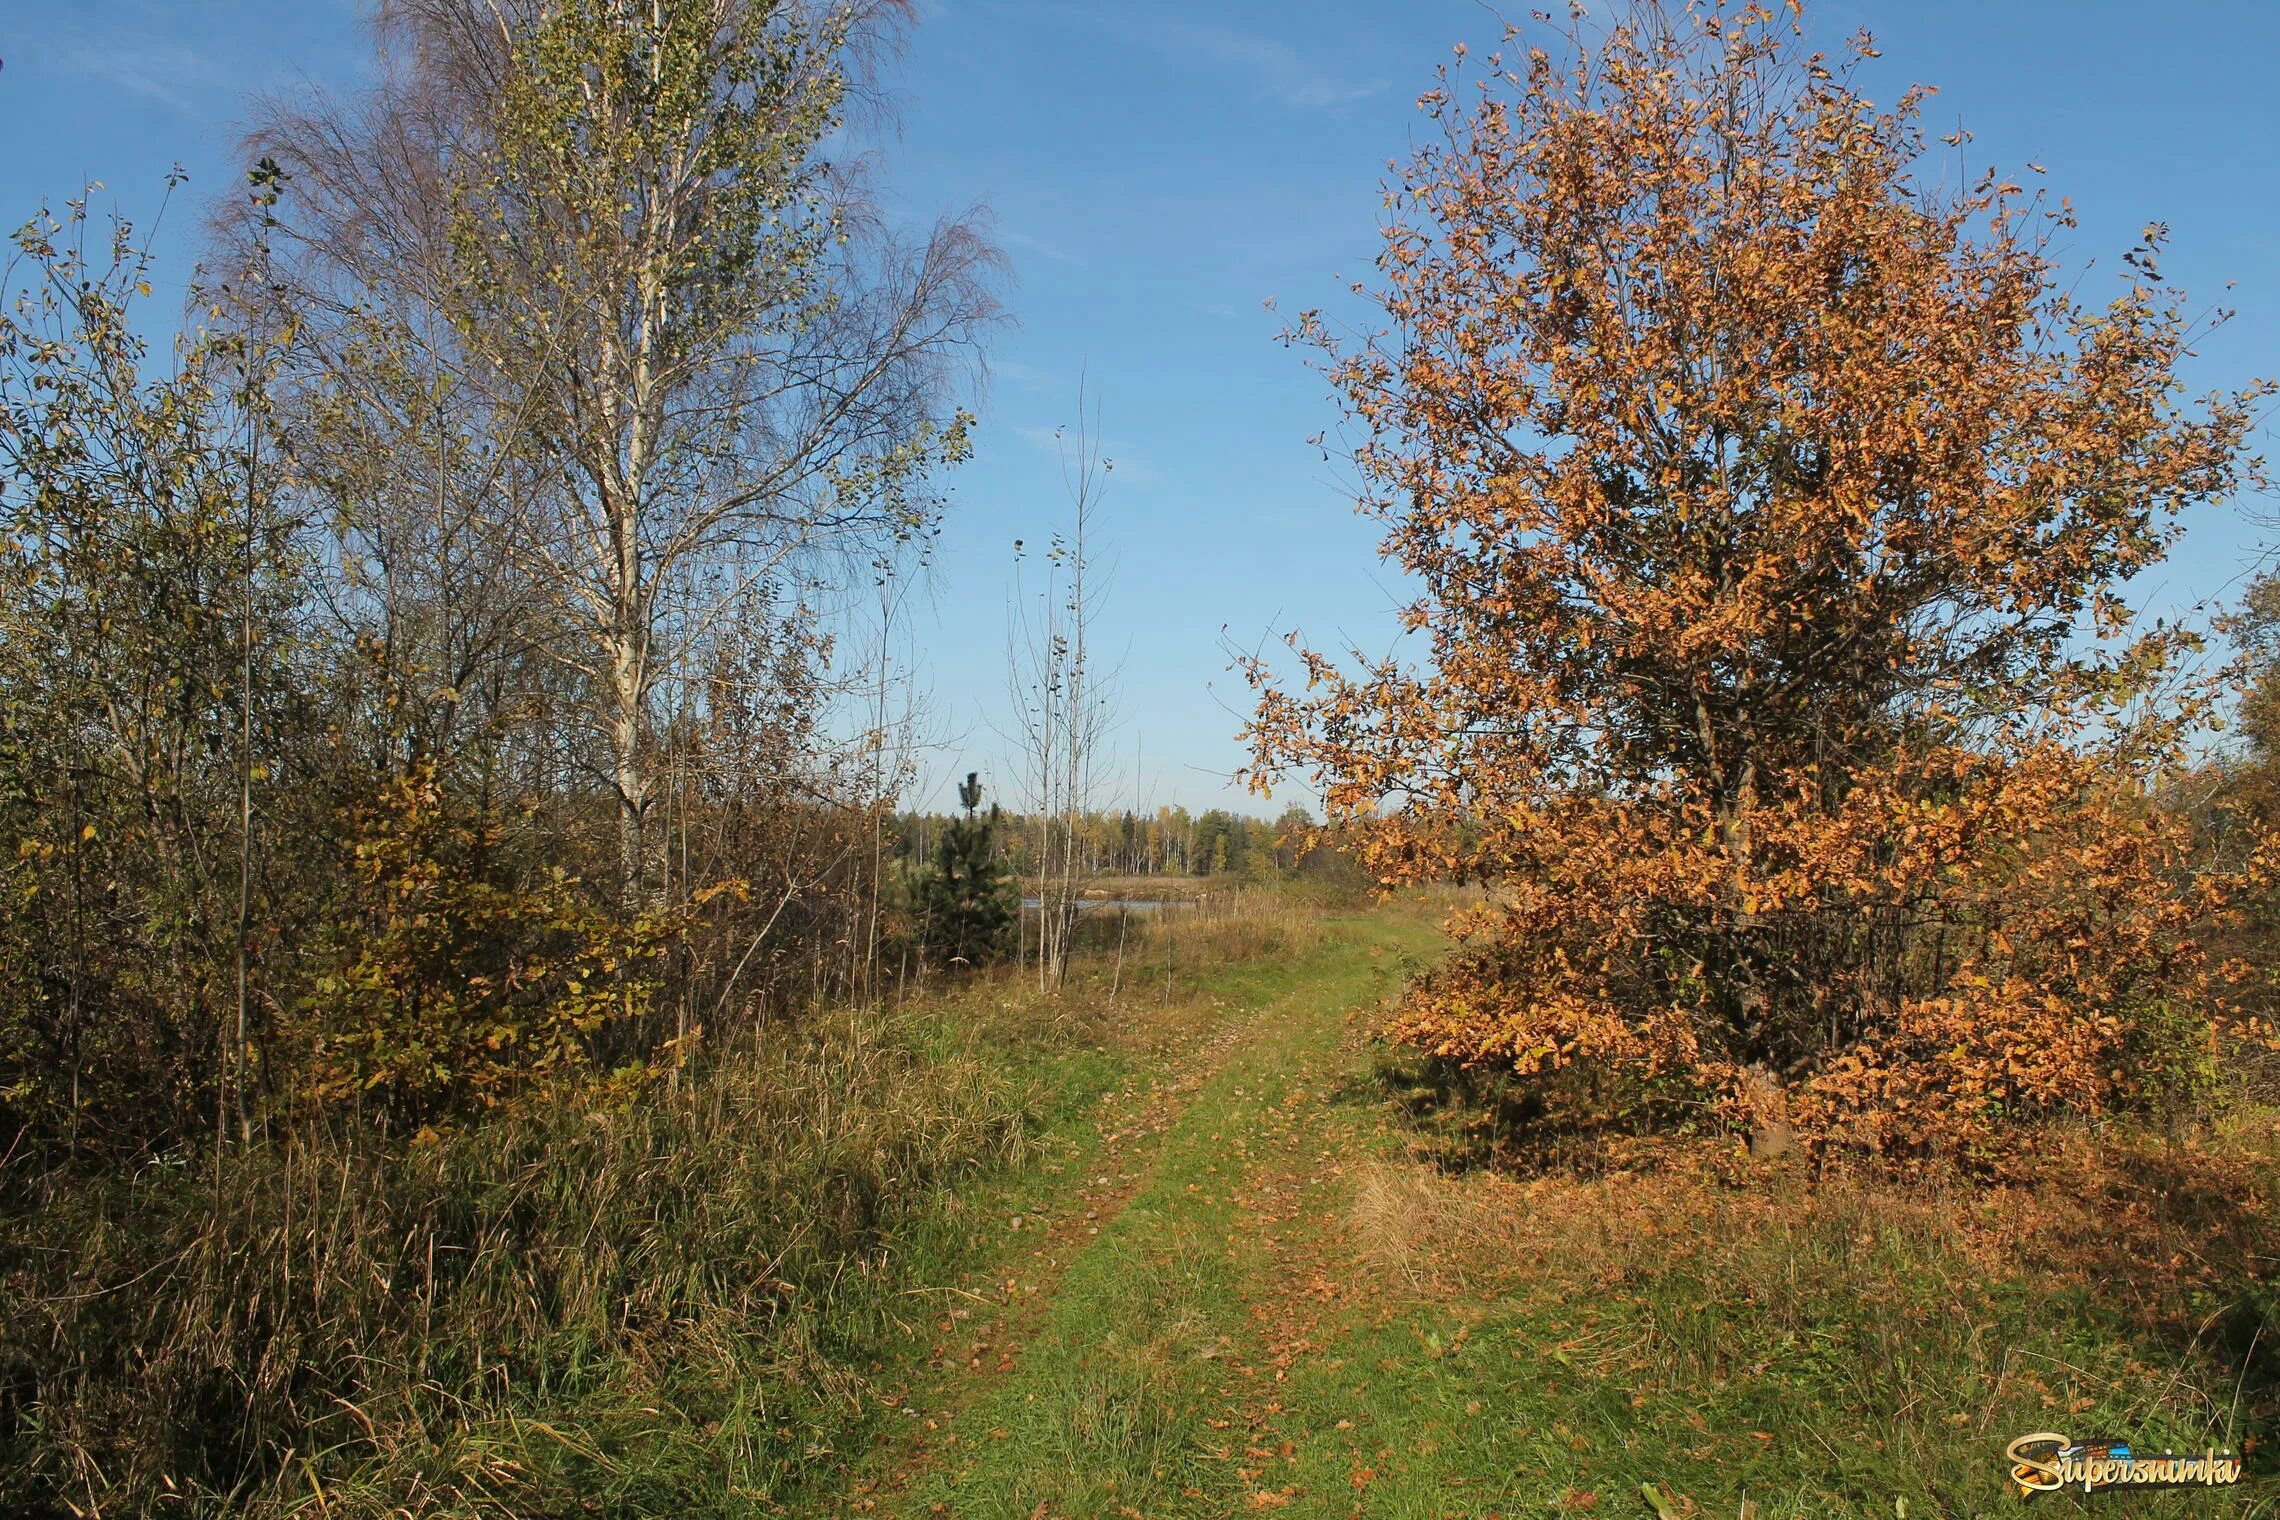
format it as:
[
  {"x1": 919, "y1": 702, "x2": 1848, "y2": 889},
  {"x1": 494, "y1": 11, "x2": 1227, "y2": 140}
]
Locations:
[{"x1": 1640, "y1": 1482, "x2": 1686, "y2": 1520}]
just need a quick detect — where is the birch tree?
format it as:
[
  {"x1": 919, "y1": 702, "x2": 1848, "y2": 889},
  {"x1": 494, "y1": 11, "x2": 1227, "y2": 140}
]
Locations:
[
  {"x1": 244, "y1": 0, "x2": 996, "y2": 908},
  {"x1": 1007, "y1": 400, "x2": 1116, "y2": 988}
]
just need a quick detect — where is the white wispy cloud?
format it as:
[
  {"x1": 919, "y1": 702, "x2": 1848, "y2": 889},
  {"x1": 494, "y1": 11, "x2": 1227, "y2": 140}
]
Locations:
[
  {"x1": 1000, "y1": 226, "x2": 1088, "y2": 267},
  {"x1": 50, "y1": 36, "x2": 226, "y2": 113},
  {"x1": 1145, "y1": 17, "x2": 1384, "y2": 111},
  {"x1": 990, "y1": 358, "x2": 1064, "y2": 393}
]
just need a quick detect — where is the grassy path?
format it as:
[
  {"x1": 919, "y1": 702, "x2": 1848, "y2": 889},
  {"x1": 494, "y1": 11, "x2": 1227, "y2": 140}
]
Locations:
[
  {"x1": 816, "y1": 904, "x2": 2276, "y2": 1520},
  {"x1": 817, "y1": 907, "x2": 1440, "y2": 1519}
]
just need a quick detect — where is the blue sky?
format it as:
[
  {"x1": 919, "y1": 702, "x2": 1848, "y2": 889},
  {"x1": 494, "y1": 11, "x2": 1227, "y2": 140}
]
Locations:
[{"x1": 3, "y1": 1, "x2": 2275, "y2": 813}]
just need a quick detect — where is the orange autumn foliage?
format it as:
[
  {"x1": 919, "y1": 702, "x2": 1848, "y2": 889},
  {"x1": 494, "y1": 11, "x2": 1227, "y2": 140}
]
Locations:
[{"x1": 1244, "y1": 2, "x2": 2273, "y2": 1161}]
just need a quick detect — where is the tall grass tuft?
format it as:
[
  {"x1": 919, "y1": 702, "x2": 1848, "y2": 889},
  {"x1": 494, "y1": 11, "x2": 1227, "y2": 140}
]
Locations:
[
  {"x1": 1, "y1": 997, "x2": 1048, "y2": 1518},
  {"x1": 0, "y1": 883, "x2": 1348, "y2": 1517}
]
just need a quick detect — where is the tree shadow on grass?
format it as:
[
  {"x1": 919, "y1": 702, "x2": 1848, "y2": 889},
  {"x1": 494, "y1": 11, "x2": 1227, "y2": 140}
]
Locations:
[
  {"x1": 1351, "y1": 1044, "x2": 1706, "y2": 1177},
  {"x1": 1350, "y1": 1034, "x2": 2280, "y2": 1459},
  {"x1": 2007, "y1": 1133, "x2": 2280, "y2": 1400}
]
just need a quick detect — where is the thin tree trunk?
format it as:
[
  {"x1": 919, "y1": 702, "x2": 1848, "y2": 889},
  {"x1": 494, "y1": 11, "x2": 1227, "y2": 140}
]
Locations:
[{"x1": 610, "y1": 625, "x2": 649, "y2": 914}]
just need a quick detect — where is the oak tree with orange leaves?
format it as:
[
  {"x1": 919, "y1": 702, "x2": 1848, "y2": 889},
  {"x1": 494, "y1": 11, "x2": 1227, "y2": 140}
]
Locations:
[{"x1": 1245, "y1": 1, "x2": 2272, "y2": 1161}]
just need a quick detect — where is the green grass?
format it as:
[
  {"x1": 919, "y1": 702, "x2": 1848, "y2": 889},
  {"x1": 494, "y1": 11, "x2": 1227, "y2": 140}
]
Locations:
[
  {"x1": 11, "y1": 895, "x2": 2272, "y2": 1520},
  {"x1": 856, "y1": 909, "x2": 1445, "y2": 1520},
  {"x1": 0, "y1": 898, "x2": 1363, "y2": 1519},
  {"x1": 1237, "y1": 1142, "x2": 2277, "y2": 1520},
  {"x1": 826, "y1": 903, "x2": 2276, "y2": 1520}
]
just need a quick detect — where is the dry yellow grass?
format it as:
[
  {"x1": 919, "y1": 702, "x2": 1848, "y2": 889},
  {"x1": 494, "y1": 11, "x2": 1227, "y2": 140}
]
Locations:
[{"x1": 1342, "y1": 1112, "x2": 2279, "y2": 1472}]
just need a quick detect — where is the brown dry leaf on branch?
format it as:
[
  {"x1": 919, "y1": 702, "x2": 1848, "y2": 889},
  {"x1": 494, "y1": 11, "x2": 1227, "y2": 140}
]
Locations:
[{"x1": 1243, "y1": 0, "x2": 2275, "y2": 1163}]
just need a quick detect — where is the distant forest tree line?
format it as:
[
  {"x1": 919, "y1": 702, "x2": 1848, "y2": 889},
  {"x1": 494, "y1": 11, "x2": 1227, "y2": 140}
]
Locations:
[{"x1": 891, "y1": 801, "x2": 1324, "y2": 881}]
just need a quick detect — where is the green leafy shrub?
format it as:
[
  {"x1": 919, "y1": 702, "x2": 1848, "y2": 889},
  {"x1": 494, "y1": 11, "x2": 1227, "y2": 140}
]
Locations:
[{"x1": 286, "y1": 765, "x2": 683, "y2": 1131}]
